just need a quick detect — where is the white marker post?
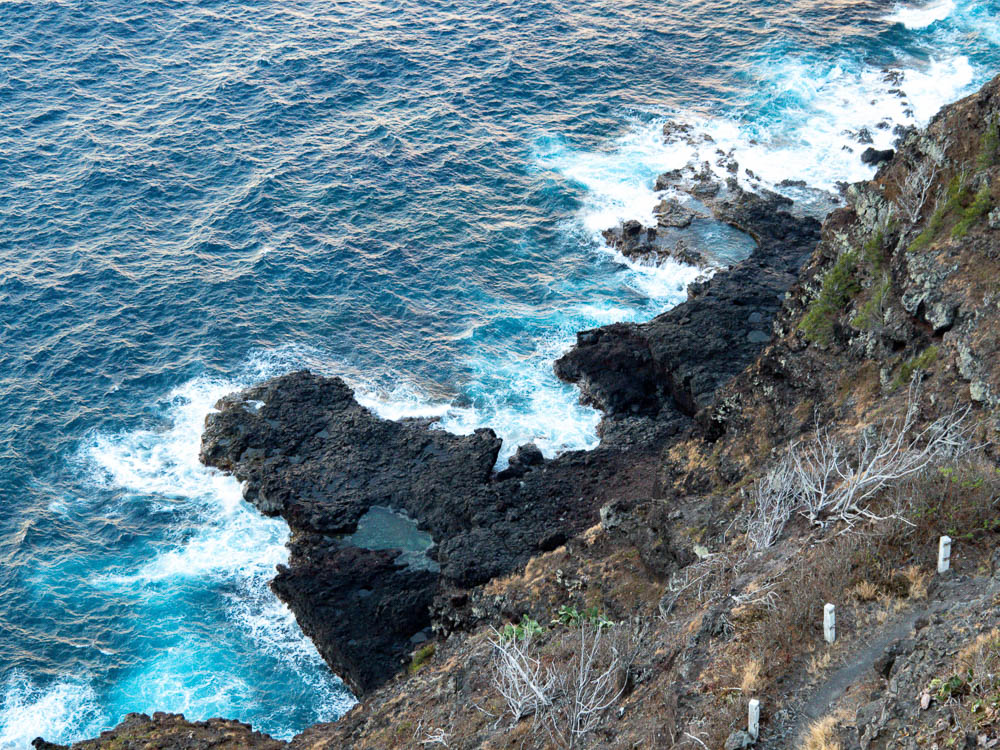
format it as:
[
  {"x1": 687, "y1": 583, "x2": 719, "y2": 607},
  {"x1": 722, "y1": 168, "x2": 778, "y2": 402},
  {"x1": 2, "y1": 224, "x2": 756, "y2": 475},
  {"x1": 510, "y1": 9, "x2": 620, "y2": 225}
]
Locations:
[
  {"x1": 748, "y1": 698, "x2": 760, "y2": 741},
  {"x1": 938, "y1": 535, "x2": 952, "y2": 574},
  {"x1": 824, "y1": 603, "x2": 836, "y2": 644}
]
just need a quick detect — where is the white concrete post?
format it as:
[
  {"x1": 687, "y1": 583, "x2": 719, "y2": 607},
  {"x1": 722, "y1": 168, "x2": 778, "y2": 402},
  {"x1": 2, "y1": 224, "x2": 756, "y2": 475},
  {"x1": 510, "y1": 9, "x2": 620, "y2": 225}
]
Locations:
[
  {"x1": 748, "y1": 698, "x2": 760, "y2": 740},
  {"x1": 824, "y1": 603, "x2": 836, "y2": 644},
  {"x1": 938, "y1": 535, "x2": 952, "y2": 574}
]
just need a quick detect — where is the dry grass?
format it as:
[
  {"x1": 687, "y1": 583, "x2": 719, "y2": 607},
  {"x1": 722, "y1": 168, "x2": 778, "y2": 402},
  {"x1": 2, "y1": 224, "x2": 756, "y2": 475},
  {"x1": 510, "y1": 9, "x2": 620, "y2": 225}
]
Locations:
[
  {"x1": 802, "y1": 715, "x2": 843, "y2": 750},
  {"x1": 808, "y1": 650, "x2": 833, "y2": 677},
  {"x1": 740, "y1": 658, "x2": 763, "y2": 694},
  {"x1": 903, "y1": 565, "x2": 930, "y2": 600},
  {"x1": 851, "y1": 580, "x2": 879, "y2": 602},
  {"x1": 874, "y1": 594, "x2": 894, "y2": 625},
  {"x1": 956, "y1": 628, "x2": 1000, "y2": 679}
]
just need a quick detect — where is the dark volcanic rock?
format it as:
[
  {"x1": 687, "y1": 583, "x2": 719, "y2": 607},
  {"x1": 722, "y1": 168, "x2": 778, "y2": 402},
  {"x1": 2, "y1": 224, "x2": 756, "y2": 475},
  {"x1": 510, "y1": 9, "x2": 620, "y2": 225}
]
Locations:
[
  {"x1": 861, "y1": 146, "x2": 895, "y2": 165},
  {"x1": 601, "y1": 223, "x2": 709, "y2": 268},
  {"x1": 654, "y1": 198, "x2": 697, "y2": 228},
  {"x1": 200, "y1": 371, "x2": 501, "y2": 538},
  {"x1": 272, "y1": 538, "x2": 437, "y2": 695},
  {"x1": 494, "y1": 442, "x2": 544, "y2": 480},
  {"x1": 556, "y1": 189, "x2": 822, "y2": 419},
  {"x1": 553, "y1": 323, "x2": 661, "y2": 416},
  {"x1": 34, "y1": 712, "x2": 286, "y2": 750},
  {"x1": 200, "y1": 370, "x2": 677, "y2": 691}
]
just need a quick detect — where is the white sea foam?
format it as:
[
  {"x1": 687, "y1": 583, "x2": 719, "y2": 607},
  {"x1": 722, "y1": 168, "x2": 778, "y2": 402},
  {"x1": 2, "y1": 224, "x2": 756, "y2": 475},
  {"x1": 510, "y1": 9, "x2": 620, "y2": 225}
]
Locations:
[
  {"x1": 708, "y1": 55, "x2": 974, "y2": 190},
  {"x1": 438, "y1": 355, "x2": 603, "y2": 467},
  {"x1": 354, "y1": 382, "x2": 452, "y2": 422},
  {"x1": 0, "y1": 671, "x2": 106, "y2": 748},
  {"x1": 540, "y1": 53, "x2": 978, "y2": 227},
  {"x1": 885, "y1": 0, "x2": 956, "y2": 29},
  {"x1": 80, "y1": 351, "x2": 355, "y2": 735},
  {"x1": 609, "y1": 249, "x2": 709, "y2": 300},
  {"x1": 535, "y1": 127, "x2": 693, "y2": 233}
]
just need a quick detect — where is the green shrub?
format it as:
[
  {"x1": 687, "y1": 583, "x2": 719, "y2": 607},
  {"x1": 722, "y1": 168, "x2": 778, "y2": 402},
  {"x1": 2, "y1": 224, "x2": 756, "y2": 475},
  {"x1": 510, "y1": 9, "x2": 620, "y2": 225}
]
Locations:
[
  {"x1": 408, "y1": 643, "x2": 436, "y2": 674},
  {"x1": 908, "y1": 175, "x2": 970, "y2": 252},
  {"x1": 978, "y1": 117, "x2": 1000, "y2": 170},
  {"x1": 863, "y1": 229, "x2": 888, "y2": 272},
  {"x1": 553, "y1": 605, "x2": 614, "y2": 630},
  {"x1": 799, "y1": 250, "x2": 860, "y2": 345},
  {"x1": 851, "y1": 276, "x2": 890, "y2": 331},
  {"x1": 890, "y1": 345, "x2": 939, "y2": 390},
  {"x1": 500, "y1": 615, "x2": 544, "y2": 642},
  {"x1": 951, "y1": 184, "x2": 992, "y2": 238}
]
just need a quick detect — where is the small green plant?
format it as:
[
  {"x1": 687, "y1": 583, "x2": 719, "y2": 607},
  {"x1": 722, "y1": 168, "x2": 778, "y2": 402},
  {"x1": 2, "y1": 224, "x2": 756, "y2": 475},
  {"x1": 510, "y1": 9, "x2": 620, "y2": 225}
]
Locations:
[
  {"x1": 851, "y1": 276, "x2": 890, "y2": 331},
  {"x1": 408, "y1": 643, "x2": 436, "y2": 674},
  {"x1": 500, "y1": 616, "x2": 544, "y2": 642},
  {"x1": 909, "y1": 175, "x2": 970, "y2": 252},
  {"x1": 951, "y1": 183, "x2": 992, "y2": 238},
  {"x1": 863, "y1": 228, "x2": 888, "y2": 272},
  {"x1": 978, "y1": 117, "x2": 1000, "y2": 170},
  {"x1": 553, "y1": 605, "x2": 614, "y2": 630},
  {"x1": 890, "y1": 345, "x2": 939, "y2": 390},
  {"x1": 799, "y1": 250, "x2": 860, "y2": 345},
  {"x1": 930, "y1": 674, "x2": 968, "y2": 701}
]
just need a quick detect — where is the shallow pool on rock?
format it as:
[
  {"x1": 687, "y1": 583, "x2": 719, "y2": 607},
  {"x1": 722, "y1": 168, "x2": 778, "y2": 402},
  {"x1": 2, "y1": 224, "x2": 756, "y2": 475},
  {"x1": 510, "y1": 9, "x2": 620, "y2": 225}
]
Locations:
[{"x1": 345, "y1": 506, "x2": 439, "y2": 573}]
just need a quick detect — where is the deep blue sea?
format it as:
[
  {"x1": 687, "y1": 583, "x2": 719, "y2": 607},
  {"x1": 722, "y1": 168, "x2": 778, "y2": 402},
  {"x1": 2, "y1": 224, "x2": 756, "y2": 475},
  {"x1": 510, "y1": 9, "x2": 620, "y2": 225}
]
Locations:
[{"x1": 1, "y1": 0, "x2": 998, "y2": 743}]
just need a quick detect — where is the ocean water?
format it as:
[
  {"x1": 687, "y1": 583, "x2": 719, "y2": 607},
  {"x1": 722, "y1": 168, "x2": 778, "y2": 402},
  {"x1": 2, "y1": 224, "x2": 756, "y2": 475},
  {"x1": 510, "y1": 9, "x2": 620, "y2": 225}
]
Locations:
[{"x1": 1, "y1": 0, "x2": 998, "y2": 744}]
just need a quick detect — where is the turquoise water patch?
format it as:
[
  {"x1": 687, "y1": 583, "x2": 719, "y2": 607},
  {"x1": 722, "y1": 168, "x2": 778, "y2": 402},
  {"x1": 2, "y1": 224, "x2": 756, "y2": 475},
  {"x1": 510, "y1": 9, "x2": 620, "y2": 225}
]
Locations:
[{"x1": 346, "y1": 506, "x2": 439, "y2": 573}]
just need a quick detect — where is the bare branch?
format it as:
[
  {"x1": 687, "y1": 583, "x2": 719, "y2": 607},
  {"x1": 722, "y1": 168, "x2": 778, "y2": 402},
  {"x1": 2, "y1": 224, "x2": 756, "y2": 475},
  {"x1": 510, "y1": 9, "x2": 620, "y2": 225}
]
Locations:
[
  {"x1": 490, "y1": 621, "x2": 636, "y2": 749},
  {"x1": 420, "y1": 728, "x2": 450, "y2": 747},
  {"x1": 489, "y1": 628, "x2": 553, "y2": 722},
  {"x1": 895, "y1": 159, "x2": 938, "y2": 224},
  {"x1": 743, "y1": 381, "x2": 978, "y2": 546}
]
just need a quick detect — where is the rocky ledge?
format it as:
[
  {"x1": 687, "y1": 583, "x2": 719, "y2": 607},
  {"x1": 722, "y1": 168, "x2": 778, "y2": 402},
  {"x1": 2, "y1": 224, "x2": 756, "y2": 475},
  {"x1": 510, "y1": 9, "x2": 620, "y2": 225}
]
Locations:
[
  {"x1": 198, "y1": 370, "x2": 675, "y2": 694},
  {"x1": 556, "y1": 188, "x2": 821, "y2": 421}
]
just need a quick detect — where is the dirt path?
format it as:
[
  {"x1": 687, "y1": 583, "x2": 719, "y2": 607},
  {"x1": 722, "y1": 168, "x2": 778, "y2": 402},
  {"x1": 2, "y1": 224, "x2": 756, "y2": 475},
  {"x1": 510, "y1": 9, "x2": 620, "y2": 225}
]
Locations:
[{"x1": 780, "y1": 573, "x2": 989, "y2": 747}]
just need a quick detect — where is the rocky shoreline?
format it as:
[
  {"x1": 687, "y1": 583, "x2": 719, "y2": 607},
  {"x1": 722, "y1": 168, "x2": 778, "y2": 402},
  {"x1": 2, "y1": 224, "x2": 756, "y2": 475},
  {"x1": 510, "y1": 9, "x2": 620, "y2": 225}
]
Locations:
[
  {"x1": 36, "y1": 70, "x2": 1000, "y2": 750},
  {"x1": 195, "y1": 180, "x2": 823, "y2": 698}
]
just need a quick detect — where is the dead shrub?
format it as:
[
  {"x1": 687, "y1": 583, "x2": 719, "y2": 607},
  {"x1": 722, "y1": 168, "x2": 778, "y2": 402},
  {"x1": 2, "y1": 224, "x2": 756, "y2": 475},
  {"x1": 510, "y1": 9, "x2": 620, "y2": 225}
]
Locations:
[{"x1": 488, "y1": 618, "x2": 646, "y2": 749}]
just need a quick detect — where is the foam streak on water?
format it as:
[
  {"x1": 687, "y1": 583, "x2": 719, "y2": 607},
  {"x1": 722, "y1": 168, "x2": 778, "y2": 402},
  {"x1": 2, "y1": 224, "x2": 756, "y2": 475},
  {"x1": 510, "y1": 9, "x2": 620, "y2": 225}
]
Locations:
[
  {"x1": 886, "y1": 0, "x2": 957, "y2": 29},
  {"x1": 542, "y1": 52, "x2": 978, "y2": 228}
]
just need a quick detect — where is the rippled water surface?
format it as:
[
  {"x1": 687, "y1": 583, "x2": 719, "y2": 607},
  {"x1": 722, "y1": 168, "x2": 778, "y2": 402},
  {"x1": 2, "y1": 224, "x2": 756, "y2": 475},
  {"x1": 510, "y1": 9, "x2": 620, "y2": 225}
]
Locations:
[{"x1": 1, "y1": 0, "x2": 999, "y2": 743}]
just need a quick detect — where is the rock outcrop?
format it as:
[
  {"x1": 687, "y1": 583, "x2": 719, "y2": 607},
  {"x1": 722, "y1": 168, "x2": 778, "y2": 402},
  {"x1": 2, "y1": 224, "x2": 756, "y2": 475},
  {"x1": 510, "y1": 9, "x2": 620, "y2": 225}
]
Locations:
[
  {"x1": 32, "y1": 712, "x2": 285, "y2": 750},
  {"x1": 556, "y1": 189, "x2": 822, "y2": 419},
  {"x1": 198, "y1": 370, "x2": 675, "y2": 693}
]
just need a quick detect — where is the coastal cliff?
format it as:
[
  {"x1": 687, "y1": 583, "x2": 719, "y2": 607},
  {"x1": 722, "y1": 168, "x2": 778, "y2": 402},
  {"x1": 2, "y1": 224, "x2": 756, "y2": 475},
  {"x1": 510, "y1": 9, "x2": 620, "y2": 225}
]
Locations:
[{"x1": 38, "y1": 73, "x2": 1000, "y2": 749}]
